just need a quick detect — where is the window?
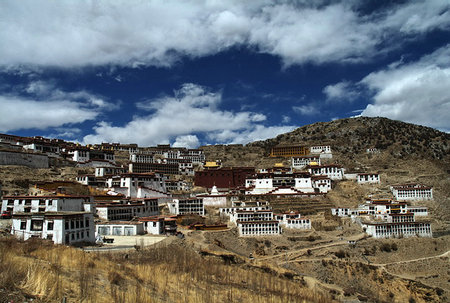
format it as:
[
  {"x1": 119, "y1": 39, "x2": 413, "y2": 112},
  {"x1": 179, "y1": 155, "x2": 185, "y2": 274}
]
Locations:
[
  {"x1": 31, "y1": 220, "x2": 43, "y2": 231},
  {"x1": 20, "y1": 221, "x2": 27, "y2": 230},
  {"x1": 47, "y1": 221, "x2": 54, "y2": 230}
]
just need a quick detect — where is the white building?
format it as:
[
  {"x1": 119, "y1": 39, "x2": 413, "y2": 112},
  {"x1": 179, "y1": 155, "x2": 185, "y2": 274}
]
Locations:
[
  {"x1": 366, "y1": 148, "x2": 380, "y2": 154},
  {"x1": 106, "y1": 173, "x2": 169, "y2": 199},
  {"x1": 310, "y1": 145, "x2": 331, "y2": 153},
  {"x1": 138, "y1": 216, "x2": 177, "y2": 235},
  {"x1": 23, "y1": 142, "x2": 60, "y2": 155},
  {"x1": 245, "y1": 172, "x2": 316, "y2": 195},
  {"x1": 408, "y1": 206, "x2": 428, "y2": 217},
  {"x1": 275, "y1": 211, "x2": 311, "y2": 230},
  {"x1": 95, "y1": 198, "x2": 159, "y2": 221},
  {"x1": 68, "y1": 148, "x2": 115, "y2": 164},
  {"x1": 168, "y1": 198, "x2": 204, "y2": 216},
  {"x1": 237, "y1": 220, "x2": 281, "y2": 237},
  {"x1": 311, "y1": 176, "x2": 332, "y2": 193},
  {"x1": 361, "y1": 221, "x2": 432, "y2": 239},
  {"x1": 291, "y1": 155, "x2": 321, "y2": 169},
  {"x1": 331, "y1": 199, "x2": 408, "y2": 218},
  {"x1": 197, "y1": 186, "x2": 228, "y2": 207},
  {"x1": 2, "y1": 195, "x2": 94, "y2": 214},
  {"x1": 230, "y1": 210, "x2": 274, "y2": 224},
  {"x1": 357, "y1": 173, "x2": 380, "y2": 184},
  {"x1": 219, "y1": 201, "x2": 271, "y2": 217},
  {"x1": 391, "y1": 184, "x2": 433, "y2": 201},
  {"x1": 11, "y1": 211, "x2": 94, "y2": 245},
  {"x1": 95, "y1": 166, "x2": 126, "y2": 177},
  {"x1": 308, "y1": 164, "x2": 344, "y2": 180},
  {"x1": 96, "y1": 221, "x2": 145, "y2": 236}
]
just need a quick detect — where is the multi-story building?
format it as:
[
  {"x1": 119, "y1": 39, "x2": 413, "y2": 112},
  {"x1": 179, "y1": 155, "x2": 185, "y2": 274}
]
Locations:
[
  {"x1": 95, "y1": 221, "x2": 145, "y2": 236},
  {"x1": 129, "y1": 162, "x2": 179, "y2": 175},
  {"x1": 219, "y1": 201, "x2": 271, "y2": 217},
  {"x1": 195, "y1": 167, "x2": 255, "y2": 189},
  {"x1": 96, "y1": 143, "x2": 139, "y2": 153},
  {"x1": 307, "y1": 164, "x2": 344, "y2": 180},
  {"x1": 391, "y1": 183, "x2": 433, "y2": 201},
  {"x1": 67, "y1": 147, "x2": 115, "y2": 164},
  {"x1": 357, "y1": 173, "x2": 380, "y2": 184},
  {"x1": 2, "y1": 195, "x2": 94, "y2": 214},
  {"x1": 138, "y1": 216, "x2": 178, "y2": 235},
  {"x1": 168, "y1": 198, "x2": 204, "y2": 216},
  {"x1": 291, "y1": 155, "x2": 321, "y2": 169},
  {"x1": 12, "y1": 211, "x2": 95, "y2": 245},
  {"x1": 275, "y1": 211, "x2": 311, "y2": 230},
  {"x1": 332, "y1": 198, "x2": 431, "y2": 239},
  {"x1": 230, "y1": 210, "x2": 274, "y2": 224},
  {"x1": 105, "y1": 172, "x2": 169, "y2": 198},
  {"x1": 310, "y1": 145, "x2": 332, "y2": 155},
  {"x1": 361, "y1": 221, "x2": 432, "y2": 239},
  {"x1": 270, "y1": 145, "x2": 309, "y2": 157},
  {"x1": 237, "y1": 220, "x2": 281, "y2": 237},
  {"x1": 245, "y1": 172, "x2": 324, "y2": 195},
  {"x1": 95, "y1": 198, "x2": 159, "y2": 221}
]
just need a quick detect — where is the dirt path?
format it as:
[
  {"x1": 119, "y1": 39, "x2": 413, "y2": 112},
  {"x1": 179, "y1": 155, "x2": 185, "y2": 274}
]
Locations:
[
  {"x1": 256, "y1": 233, "x2": 367, "y2": 261},
  {"x1": 369, "y1": 249, "x2": 449, "y2": 267}
]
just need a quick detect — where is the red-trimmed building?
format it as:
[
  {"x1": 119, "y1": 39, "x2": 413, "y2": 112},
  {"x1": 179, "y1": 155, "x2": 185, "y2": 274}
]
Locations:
[{"x1": 194, "y1": 167, "x2": 255, "y2": 189}]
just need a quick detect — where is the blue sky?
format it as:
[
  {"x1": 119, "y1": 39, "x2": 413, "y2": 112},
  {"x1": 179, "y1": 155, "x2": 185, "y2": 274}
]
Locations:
[{"x1": 0, "y1": 0, "x2": 449, "y2": 148}]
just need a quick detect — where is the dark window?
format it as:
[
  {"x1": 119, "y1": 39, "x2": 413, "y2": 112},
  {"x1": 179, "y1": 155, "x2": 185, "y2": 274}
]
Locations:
[
  {"x1": 31, "y1": 220, "x2": 43, "y2": 231},
  {"x1": 20, "y1": 221, "x2": 27, "y2": 230},
  {"x1": 47, "y1": 221, "x2": 54, "y2": 230}
]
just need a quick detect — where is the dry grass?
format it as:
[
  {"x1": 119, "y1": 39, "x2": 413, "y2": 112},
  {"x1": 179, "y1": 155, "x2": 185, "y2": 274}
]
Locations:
[{"x1": 0, "y1": 237, "x2": 332, "y2": 303}]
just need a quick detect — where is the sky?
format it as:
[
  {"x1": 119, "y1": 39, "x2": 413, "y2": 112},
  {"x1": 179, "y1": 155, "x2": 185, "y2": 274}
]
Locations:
[{"x1": 0, "y1": 0, "x2": 449, "y2": 148}]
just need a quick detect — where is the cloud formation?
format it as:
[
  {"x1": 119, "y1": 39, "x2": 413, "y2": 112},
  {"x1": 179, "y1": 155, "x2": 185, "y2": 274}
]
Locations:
[
  {"x1": 83, "y1": 83, "x2": 295, "y2": 146},
  {"x1": 1, "y1": 0, "x2": 449, "y2": 68},
  {"x1": 361, "y1": 44, "x2": 450, "y2": 131},
  {"x1": 0, "y1": 81, "x2": 113, "y2": 132},
  {"x1": 323, "y1": 81, "x2": 359, "y2": 102}
]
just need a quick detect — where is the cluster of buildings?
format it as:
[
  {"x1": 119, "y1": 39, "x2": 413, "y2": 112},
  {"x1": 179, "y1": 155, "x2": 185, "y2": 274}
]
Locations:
[
  {"x1": 332, "y1": 191, "x2": 432, "y2": 239},
  {"x1": 0, "y1": 137, "x2": 437, "y2": 245},
  {"x1": 219, "y1": 201, "x2": 311, "y2": 237}
]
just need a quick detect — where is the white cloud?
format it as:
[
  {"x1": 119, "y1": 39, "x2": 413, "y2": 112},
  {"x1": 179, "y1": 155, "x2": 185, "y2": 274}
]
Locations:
[
  {"x1": 0, "y1": 80, "x2": 115, "y2": 132},
  {"x1": 282, "y1": 115, "x2": 291, "y2": 123},
  {"x1": 0, "y1": 96, "x2": 98, "y2": 132},
  {"x1": 173, "y1": 135, "x2": 200, "y2": 149},
  {"x1": 1, "y1": 1, "x2": 449, "y2": 68},
  {"x1": 323, "y1": 81, "x2": 359, "y2": 102},
  {"x1": 361, "y1": 44, "x2": 450, "y2": 131},
  {"x1": 83, "y1": 83, "x2": 296, "y2": 146},
  {"x1": 293, "y1": 104, "x2": 319, "y2": 116}
]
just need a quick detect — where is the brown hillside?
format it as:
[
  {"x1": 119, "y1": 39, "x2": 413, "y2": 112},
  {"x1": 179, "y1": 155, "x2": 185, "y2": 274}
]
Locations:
[{"x1": 201, "y1": 117, "x2": 450, "y2": 222}]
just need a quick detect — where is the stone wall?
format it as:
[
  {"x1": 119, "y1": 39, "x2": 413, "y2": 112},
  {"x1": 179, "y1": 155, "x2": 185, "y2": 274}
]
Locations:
[{"x1": 0, "y1": 150, "x2": 49, "y2": 168}]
